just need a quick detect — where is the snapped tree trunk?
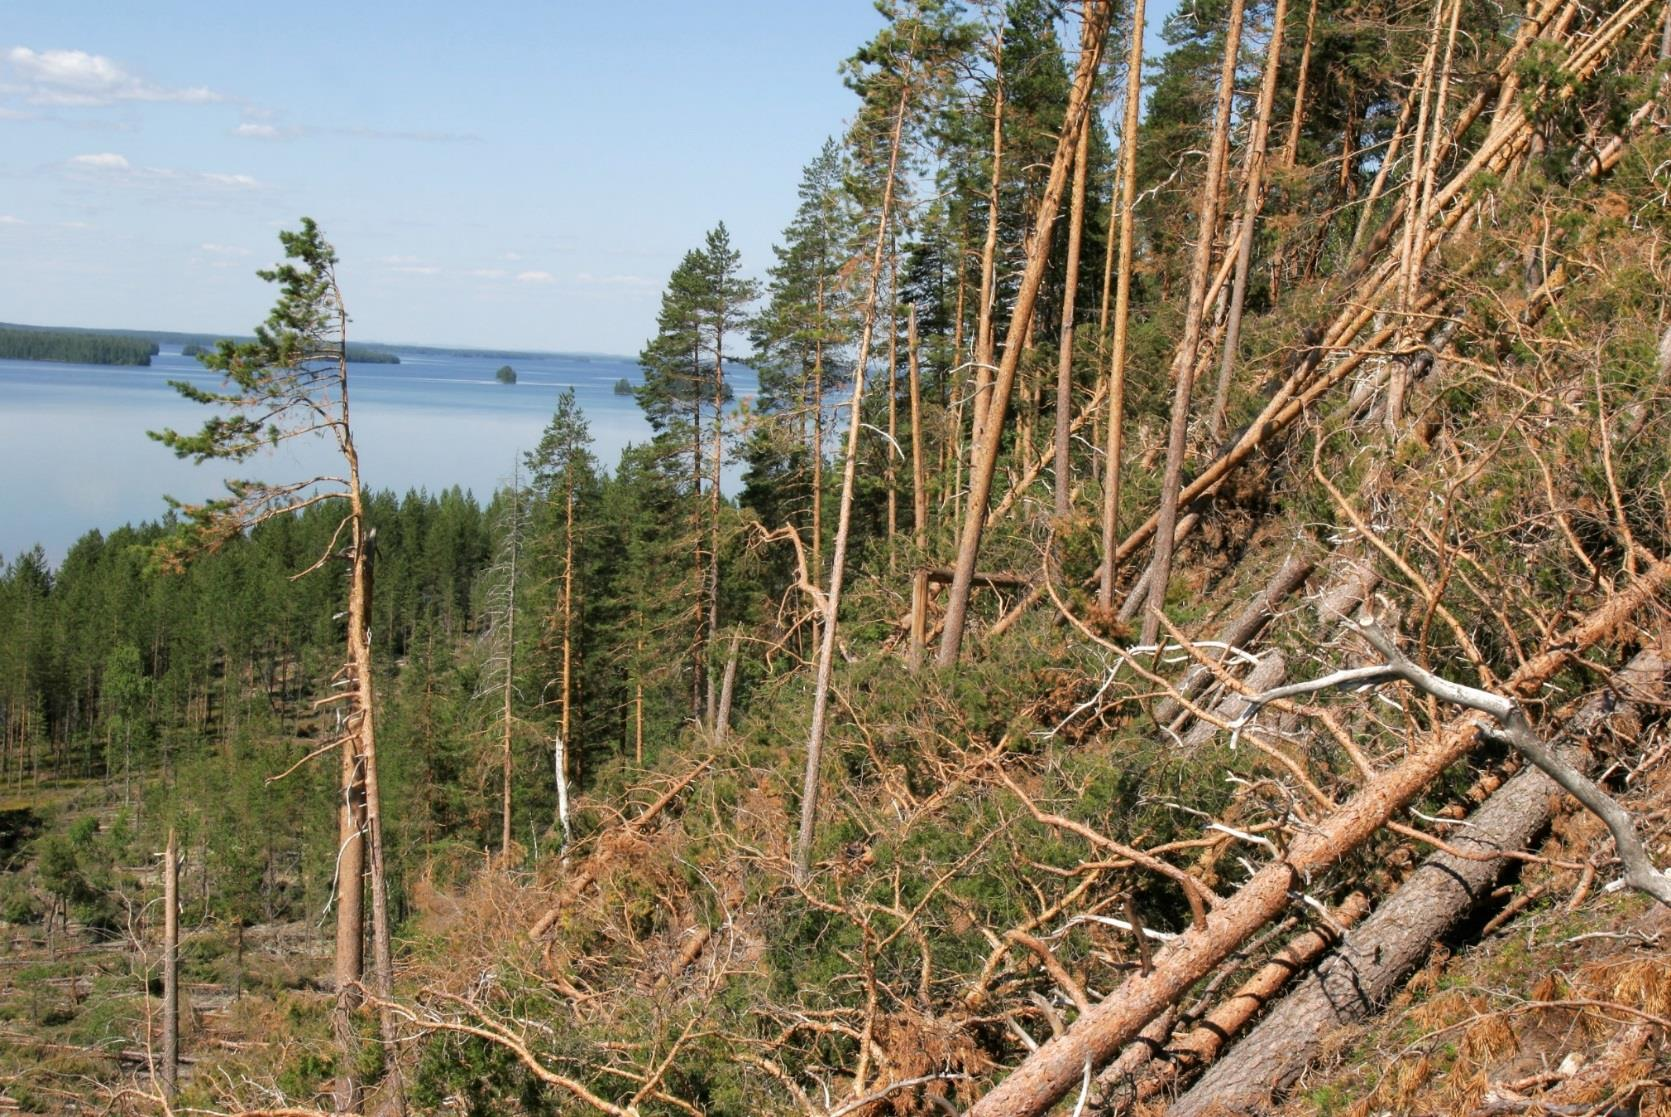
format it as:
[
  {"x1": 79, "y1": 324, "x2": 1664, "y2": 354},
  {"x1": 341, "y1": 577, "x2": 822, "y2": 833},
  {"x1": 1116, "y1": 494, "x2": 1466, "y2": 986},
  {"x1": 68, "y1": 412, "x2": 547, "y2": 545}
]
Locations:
[
  {"x1": 1169, "y1": 648, "x2": 1669, "y2": 1117},
  {"x1": 962, "y1": 562, "x2": 1669, "y2": 1117}
]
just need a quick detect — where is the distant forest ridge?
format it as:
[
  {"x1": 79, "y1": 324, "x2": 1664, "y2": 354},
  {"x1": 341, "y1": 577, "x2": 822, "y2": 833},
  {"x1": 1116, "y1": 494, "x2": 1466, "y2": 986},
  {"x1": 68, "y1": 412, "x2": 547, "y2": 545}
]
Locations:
[
  {"x1": 0, "y1": 320, "x2": 638, "y2": 366},
  {"x1": 179, "y1": 341, "x2": 400, "y2": 364},
  {"x1": 0, "y1": 326, "x2": 159, "y2": 366},
  {"x1": 0, "y1": 321, "x2": 399, "y2": 365}
]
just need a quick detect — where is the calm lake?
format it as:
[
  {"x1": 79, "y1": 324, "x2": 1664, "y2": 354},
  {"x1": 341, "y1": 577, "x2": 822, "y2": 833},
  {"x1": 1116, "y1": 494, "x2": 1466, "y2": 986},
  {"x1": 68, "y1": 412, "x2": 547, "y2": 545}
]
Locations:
[{"x1": 0, "y1": 347, "x2": 755, "y2": 565}]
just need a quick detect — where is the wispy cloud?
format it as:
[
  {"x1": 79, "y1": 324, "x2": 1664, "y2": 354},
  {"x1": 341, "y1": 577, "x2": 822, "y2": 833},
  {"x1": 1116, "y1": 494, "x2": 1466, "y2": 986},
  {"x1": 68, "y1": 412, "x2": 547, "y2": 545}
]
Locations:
[
  {"x1": 516, "y1": 270, "x2": 555, "y2": 284},
  {"x1": 391, "y1": 264, "x2": 442, "y2": 276},
  {"x1": 62, "y1": 152, "x2": 265, "y2": 195},
  {"x1": 231, "y1": 121, "x2": 291, "y2": 140},
  {"x1": 6, "y1": 47, "x2": 220, "y2": 107},
  {"x1": 0, "y1": 214, "x2": 25, "y2": 225},
  {"x1": 199, "y1": 242, "x2": 249, "y2": 256},
  {"x1": 69, "y1": 151, "x2": 128, "y2": 169},
  {"x1": 230, "y1": 116, "x2": 480, "y2": 144},
  {"x1": 466, "y1": 267, "x2": 509, "y2": 279}
]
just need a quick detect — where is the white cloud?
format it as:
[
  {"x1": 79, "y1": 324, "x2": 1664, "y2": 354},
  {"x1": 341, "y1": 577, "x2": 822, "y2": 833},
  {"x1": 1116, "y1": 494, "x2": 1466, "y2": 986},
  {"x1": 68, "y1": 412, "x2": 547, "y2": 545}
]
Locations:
[
  {"x1": 0, "y1": 214, "x2": 24, "y2": 225},
  {"x1": 501, "y1": 251, "x2": 522, "y2": 261},
  {"x1": 201, "y1": 172, "x2": 260, "y2": 188},
  {"x1": 69, "y1": 151, "x2": 128, "y2": 169},
  {"x1": 231, "y1": 122, "x2": 283, "y2": 139},
  {"x1": 199, "y1": 242, "x2": 249, "y2": 256},
  {"x1": 516, "y1": 270, "x2": 555, "y2": 284},
  {"x1": 391, "y1": 264, "x2": 442, "y2": 276},
  {"x1": 466, "y1": 267, "x2": 509, "y2": 279},
  {"x1": 7, "y1": 47, "x2": 220, "y2": 107}
]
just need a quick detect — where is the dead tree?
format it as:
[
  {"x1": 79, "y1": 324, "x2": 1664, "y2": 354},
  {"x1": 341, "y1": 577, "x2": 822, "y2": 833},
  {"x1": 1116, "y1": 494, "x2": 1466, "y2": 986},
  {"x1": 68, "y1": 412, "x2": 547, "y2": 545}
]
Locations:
[
  {"x1": 963, "y1": 560, "x2": 1669, "y2": 1117},
  {"x1": 1170, "y1": 647, "x2": 1671, "y2": 1116}
]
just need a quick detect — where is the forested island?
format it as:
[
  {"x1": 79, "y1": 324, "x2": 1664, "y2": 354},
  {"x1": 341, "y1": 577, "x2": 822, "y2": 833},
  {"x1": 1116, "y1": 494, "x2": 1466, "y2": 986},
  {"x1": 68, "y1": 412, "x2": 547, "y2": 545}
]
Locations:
[
  {"x1": 4, "y1": 2, "x2": 1671, "y2": 1116},
  {"x1": 0, "y1": 326, "x2": 159, "y2": 366},
  {"x1": 180, "y1": 340, "x2": 400, "y2": 363}
]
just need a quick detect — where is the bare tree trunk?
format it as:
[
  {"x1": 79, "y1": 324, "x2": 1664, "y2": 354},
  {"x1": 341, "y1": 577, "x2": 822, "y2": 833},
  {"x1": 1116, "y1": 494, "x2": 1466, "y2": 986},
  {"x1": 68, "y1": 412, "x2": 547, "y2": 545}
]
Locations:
[
  {"x1": 1097, "y1": 0, "x2": 1147, "y2": 612},
  {"x1": 1139, "y1": 0, "x2": 1247, "y2": 645},
  {"x1": 162, "y1": 827, "x2": 178, "y2": 1101},
  {"x1": 1281, "y1": 0, "x2": 1320, "y2": 166},
  {"x1": 1387, "y1": 0, "x2": 1447, "y2": 433},
  {"x1": 811, "y1": 331, "x2": 825, "y2": 657},
  {"x1": 1209, "y1": 0, "x2": 1290, "y2": 441},
  {"x1": 332, "y1": 715, "x2": 366, "y2": 1115},
  {"x1": 908, "y1": 304, "x2": 927, "y2": 553},
  {"x1": 794, "y1": 83, "x2": 912, "y2": 882},
  {"x1": 1054, "y1": 65, "x2": 1095, "y2": 520},
  {"x1": 937, "y1": 1, "x2": 1113, "y2": 667},
  {"x1": 561, "y1": 478, "x2": 574, "y2": 790},
  {"x1": 887, "y1": 250, "x2": 900, "y2": 566},
  {"x1": 708, "y1": 332, "x2": 725, "y2": 726},
  {"x1": 971, "y1": 40, "x2": 1004, "y2": 466}
]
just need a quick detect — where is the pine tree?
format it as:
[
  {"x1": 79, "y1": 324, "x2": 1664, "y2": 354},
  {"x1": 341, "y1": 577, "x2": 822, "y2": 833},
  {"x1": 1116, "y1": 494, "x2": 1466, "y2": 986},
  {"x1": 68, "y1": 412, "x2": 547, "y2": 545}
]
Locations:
[{"x1": 148, "y1": 218, "x2": 395, "y2": 1113}]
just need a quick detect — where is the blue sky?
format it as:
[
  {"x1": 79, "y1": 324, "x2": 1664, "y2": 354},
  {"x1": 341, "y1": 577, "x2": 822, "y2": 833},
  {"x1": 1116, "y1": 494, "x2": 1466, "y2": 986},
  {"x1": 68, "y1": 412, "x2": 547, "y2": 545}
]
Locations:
[
  {"x1": 0, "y1": 2, "x2": 892, "y2": 355},
  {"x1": 2, "y1": 2, "x2": 1178, "y2": 356}
]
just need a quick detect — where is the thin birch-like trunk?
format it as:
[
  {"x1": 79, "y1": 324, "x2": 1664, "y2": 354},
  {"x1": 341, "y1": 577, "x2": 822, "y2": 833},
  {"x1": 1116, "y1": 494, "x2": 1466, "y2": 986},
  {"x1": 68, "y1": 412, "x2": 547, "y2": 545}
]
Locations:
[{"x1": 793, "y1": 83, "x2": 912, "y2": 882}]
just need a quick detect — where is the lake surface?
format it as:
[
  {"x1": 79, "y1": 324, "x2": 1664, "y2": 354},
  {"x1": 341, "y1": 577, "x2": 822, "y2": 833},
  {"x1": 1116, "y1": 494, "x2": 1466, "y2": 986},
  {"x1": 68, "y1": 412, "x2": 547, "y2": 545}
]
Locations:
[{"x1": 0, "y1": 347, "x2": 755, "y2": 565}]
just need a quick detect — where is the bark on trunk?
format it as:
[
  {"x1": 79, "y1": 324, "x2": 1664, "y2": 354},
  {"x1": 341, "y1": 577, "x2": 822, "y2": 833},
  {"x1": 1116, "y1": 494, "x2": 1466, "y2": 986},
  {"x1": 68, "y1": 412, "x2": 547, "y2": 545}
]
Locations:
[
  {"x1": 1097, "y1": 0, "x2": 1148, "y2": 611},
  {"x1": 1054, "y1": 62, "x2": 1095, "y2": 520},
  {"x1": 1140, "y1": 0, "x2": 1247, "y2": 645},
  {"x1": 1208, "y1": 0, "x2": 1289, "y2": 441},
  {"x1": 1168, "y1": 648, "x2": 1669, "y2": 1117},
  {"x1": 962, "y1": 562, "x2": 1670, "y2": 1117},
  {"x1": 794, "y1": 82, "x2": 913, "y2": 882},
  {"x1": 937, "y1": 1, "x2": 1114, "y2": 666},
  {"x1": 162, "y1": 827, "x2": 178, "y2": 1101}
]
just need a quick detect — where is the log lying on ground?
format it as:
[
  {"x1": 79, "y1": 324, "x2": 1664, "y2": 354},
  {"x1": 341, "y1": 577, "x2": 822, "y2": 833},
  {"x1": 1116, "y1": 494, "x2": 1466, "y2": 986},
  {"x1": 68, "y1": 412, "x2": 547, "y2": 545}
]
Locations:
[
  {"x1": 1097, "y1": 892, "x2": 1372, "y2": 1110},
  {"x1": 1166, "y1": 647, "x2": 1669, "y2": 1117},
  {"x1": 1151, "y1": 551, "x2": 1317, "y2": 728},
  {"x1": 962, "y1": 559, "x2": 1669, "y2": 1117}
]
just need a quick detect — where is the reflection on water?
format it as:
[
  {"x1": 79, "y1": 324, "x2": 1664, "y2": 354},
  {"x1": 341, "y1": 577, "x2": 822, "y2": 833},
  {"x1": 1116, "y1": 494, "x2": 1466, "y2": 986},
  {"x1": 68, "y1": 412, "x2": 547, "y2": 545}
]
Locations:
[{"x1": 0, "y1": 348, "x2": 755, "y2": 564}]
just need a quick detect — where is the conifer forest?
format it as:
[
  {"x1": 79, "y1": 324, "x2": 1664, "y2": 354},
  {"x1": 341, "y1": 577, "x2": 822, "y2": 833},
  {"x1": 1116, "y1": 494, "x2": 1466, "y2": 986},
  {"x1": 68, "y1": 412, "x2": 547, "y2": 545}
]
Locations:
[{"x1": 6, "y1": 1, "x2": 1671, "y2": 1113}]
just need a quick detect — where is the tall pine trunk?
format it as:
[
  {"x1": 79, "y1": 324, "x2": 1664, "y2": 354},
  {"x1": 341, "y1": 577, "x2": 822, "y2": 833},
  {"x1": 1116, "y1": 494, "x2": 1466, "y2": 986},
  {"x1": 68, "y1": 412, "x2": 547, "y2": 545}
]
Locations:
[
  {"x1": 1139, "y1": 0, "x2": 1247, "y2": 645},
  {"x1": 1209, "y1": 0, "x2": 1290, "y2": 440},
  {"x1": 1097, "y1": 0, "x2": 1148, "y2": 612},
  {"x1": 938, "y1": 1, "x2": 1113, "y2": 666},
  {"x1": 793, "y1": 83, "x2": 911, "y2": 882},
  {"x1": 1054, "y1": 75, "x2": 1094, "y2": 520}
]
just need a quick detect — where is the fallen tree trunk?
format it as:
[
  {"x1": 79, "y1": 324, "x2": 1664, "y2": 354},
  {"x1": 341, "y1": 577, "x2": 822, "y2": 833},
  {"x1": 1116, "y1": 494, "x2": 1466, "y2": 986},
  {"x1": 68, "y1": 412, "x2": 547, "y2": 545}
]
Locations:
[
  {"x1": 1151, "y1": 551, "x2": 1317, "y2": 727},
  {"x1": 963, "y1": 559, "x2": 1670, "y2": 1117},
  {"x1": 1166, "y1": 647, "x2": 1669, "y2": 1117},
  {"x1": 1098, "y1": 891, "x2": 1371, "y2": 1110}
]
